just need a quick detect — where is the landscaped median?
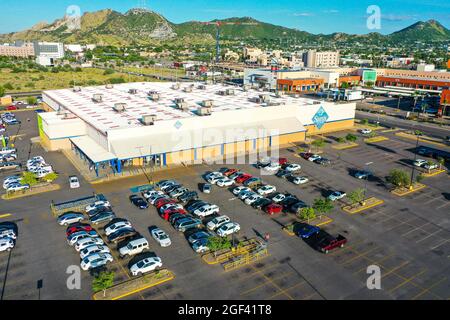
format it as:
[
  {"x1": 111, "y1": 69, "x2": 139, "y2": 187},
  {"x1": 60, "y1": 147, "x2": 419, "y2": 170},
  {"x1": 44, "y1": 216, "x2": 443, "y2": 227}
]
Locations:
[
  {"x1": 395, "y1": 131, "x2": 448, "y2": 148},
  {"x1": 201, "y1": 238, "x2": 262, "y2": 265},
  {"x1": 282, "y1": 215, "x2": 333, "y2": 236},
  {"x1": 332, "y1": 142, "x2": 359, "y2": 150},
  {"x1": 364, "y1": 135, "x2": 389, "y2": 143},
  {"x1": 342, "y1": 197, "x2": 384, "y2": 214},
  {"x1": 92, "y1": 269, "x2": 175, "y2": 300},
  {"x1": 2, "y1": 183, "x2": 61, "y2": 200},
  {"x1": 421, "y1": 168, "x2": 447, "y2": 177},
  {"x1": 391, "y1": 182, "x2": 426, "y2": 196}
]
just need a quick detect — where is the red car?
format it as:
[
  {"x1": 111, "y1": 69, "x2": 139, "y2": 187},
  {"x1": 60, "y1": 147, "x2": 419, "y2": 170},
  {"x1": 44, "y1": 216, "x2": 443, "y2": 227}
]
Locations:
[
  {"x1": 6, "y1": 105, "x2": 18, "y2": 111},
  {"x1": 235, "y1": 173, "x2": 253, "y2": 184},
  {"x1": 160, "y1": 209, "x2": 187, "y2": 221},
  {"x1": 155, "y1": 198, "x2": 176, "y2": 210},
  {"x1": 66, "y1": 223, "x2": 94, "y2": 236},
  {"x1": 277, "y1": 158, "x2": 288, "y2": 166},
  {"x1": 223, "y1": 168, "x2": 238, "y2": 177},
  {"x1": 263, "y1": 203, "x2": 283, "y2": 215},
  {"x1": 301, "y1": 152, "x2": 314, "y2": 160}
]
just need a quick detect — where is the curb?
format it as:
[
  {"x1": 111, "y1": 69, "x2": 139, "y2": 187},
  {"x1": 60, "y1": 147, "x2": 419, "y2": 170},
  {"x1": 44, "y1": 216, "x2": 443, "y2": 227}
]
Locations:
[
  {"x1": 2, "y1": 184, "x2": 61, "y2": 200},
  {"x1": 332, "y1": 143, "x2": 359, "y2": 150},
  {"x1": 391, "y1": 184, "x2": 426, "y2": 197},
  {"x1": 342, "y1": 198, "x2": 384, "y2": 214},
  {"x1": 364, "y1": 136, "x2": 389, "y2": 143},
  {"x1": 421, "y1": 169, "x2": 446, "y2": 177},
  {"x1": 394, "y1": 132, "x2": 448, "y2": 148}
]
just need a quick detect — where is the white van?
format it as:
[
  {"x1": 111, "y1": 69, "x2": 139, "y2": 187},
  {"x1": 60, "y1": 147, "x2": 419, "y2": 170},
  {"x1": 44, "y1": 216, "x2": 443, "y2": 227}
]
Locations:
[
  {"x1": 119, "y1": 236, "x2": 149, "y2": 258},
  {"x1": 0, "y1": 238, "x2": 14, "y2": 252}
]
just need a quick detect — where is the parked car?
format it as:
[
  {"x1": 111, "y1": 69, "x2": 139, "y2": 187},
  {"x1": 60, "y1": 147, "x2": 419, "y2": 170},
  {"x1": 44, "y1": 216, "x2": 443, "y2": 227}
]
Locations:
[
  {"x1": 69, "y1": 176, "x2": 80, "y2": 189},
  {"x1": 360, "y1": 128, "x2": 372, "y2": 135},
  {"x1": 216, "y1": 178, "x2": 234, "y2": 187},
  {"x1": 129, "y1": 195, "x2": 149, "y2": 209},
  {"x1": 57, "y1": 212, "x2": 85, "y2": 226},
  {"x1": 300, "y1": 152, "x2": 314, "y2": 160},
  {"x1": 175, "y1": 218, "x2": 202, "y2": 232},
  {"x1": 188, "y1": 230, "x2": 213, "y2": 245},
  {"x1": 118, "y1": 236, "x2": 149, "y2": 258},
  {"x1": 191, "y1": 238, "x2": 210, "y2": 253},
  {"x1": 206, "y1": 172, "x2": 224, "y2": 184},
  {"x1": 0, "y1": 237, "x2": 14, "y2": 252},
  {"x1": 86, "y1": 201, "x2": 111, "y2": 213},
  {"x1": 257, "y1": 185, "x2": 276, "y2": 196},
  {"x1": 159, "y1": 203, "x2": 184, "y2": 214},
  {"x1": 148, "y1": 194, "x2": 169, "y2": 205},
  {"x1": 413, "y1": 159, "x2": 427, "y2": 167},
  {"x1": 169, "y1": 187, "x2": 188, "y2": 198},
  {"x1": 160, "y1": 208, "x2": 187, "y2": 221},
  {"x1": 295, "y1": 224, "x2": 320, "y2": 239},
  {"x1": 80, "y1": 245, "x2": 110, "y2": 259},
  {"x1": 151, "y1": 228, "x2": 171, "y2": 247},
  {"x1": 80, "y1": 252, "x2": 113, "y2": 271},
  {"x1": 292, "y1": 176, "x2": 309, "y2": 185},
  {"x1": 238, "y1": 190, "x2": 255, "y2": 200},
  {"x1": 66, "y1": 223, "x2": 93, "y2": 236},
  {"x1": 107, "y1": 228, "x2": 137, "y2": 243},
  {"x1": 424, "y1": 162, "x2": 438, "y2": 170},
  {"x1": 244, "y1": 194, "x2": 263, "y2": 205},
  {"x1": 74, "y1": 237, "x2": 104, "y2": 252},
  {"x1": 90, "y1": 211, "x2": 116, "y2": 225},
  {"x1": 232, "y1": 186, "x2": 250, "y2": 196},
  {"x1": 235, "y1": 173, "x2": 253, "y2": 184},
  {"x1": 223, "y1": 168, "x2": 238, "y2": 177},
  {"x1": 315, "y1": 158, "x2": 331, "y2": 166},
  {"x1": 143, "y1": 190, "x2": 164, "y2": 200},
  {"x1": 307, "y1": 230, "x2": 347, "y2": 254},
  {"x1": 275, "y1": 170, "x2": 290, "y2": 179},
  {"x1": 6, "y1": 183, "x2": 29, "y2": 192},
  {"x1": 201, "y1": 183, "x2": 212, "y2": 194},
  {"x1": 193, "y1": 204, "x2": 219, "y2": 217},
  {"x1": 308, "y1": 154, "x2": 322, "y2": 162},
  {"x1": 129, "y1": 256, "x2": 162, "y2": 276},
  {"x1": 271, "y1": 193, "x2": 286, "y2": 203},
  {"x1": 243, "y1": 177, "x2": 262, "y2": 188},
  {"x1": 206, "y1": 215, "x2": 231, "y2": 231},
  {"x1": 186, "y1": 200, "x2": 208, "y2": 213},
  {"x1": 104, "y1": 220, "x2": 133, "y2": 236},
  {"x1": 178, "y1": 191, "x2": 199, "y2": 203},
  {"x1": 263, "y1": 203, "x2": 283, "y2": 215},
  {"x1": 328, "y1": 191, "x2": 346, "y2": 201},
  {"x1": 252, "y1": 198, "x2": 272, "y2": 210},
  {"x1": 263, "y1": 163, "x2": 281, "y2": 172},
  {"x1": 354, "y1": 171, "x2": 372, "y2": 179},
  {"x1": 216, "y1": 222, "x2": 240, "y2": 237},
  {"x1": 285, "y1": 163, "x2": 301, "y2": 172},
  {"x1": 68, "y1": 231, "x2": 99, "y2": 246}
]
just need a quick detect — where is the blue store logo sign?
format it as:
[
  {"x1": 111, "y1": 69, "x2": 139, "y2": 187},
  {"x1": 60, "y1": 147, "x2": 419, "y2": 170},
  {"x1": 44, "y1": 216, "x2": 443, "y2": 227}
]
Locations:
[{"x1": 312, "y1": 106, "x2": 329, "y2": 130}]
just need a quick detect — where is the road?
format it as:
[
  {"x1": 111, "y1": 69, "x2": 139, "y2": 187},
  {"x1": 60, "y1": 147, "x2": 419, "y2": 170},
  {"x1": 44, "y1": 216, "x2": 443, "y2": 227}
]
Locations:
[{"x1": 356, "y1": 110, "x2": 450, "y2": 141}]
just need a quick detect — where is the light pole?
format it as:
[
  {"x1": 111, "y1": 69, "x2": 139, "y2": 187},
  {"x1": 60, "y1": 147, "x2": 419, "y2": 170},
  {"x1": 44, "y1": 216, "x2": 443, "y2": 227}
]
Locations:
[
  {"x1": 410, "y1": 131, "x2": 422, "y2": 190},
  {"x1": 363, "y1": 162, "x2": 373, "y2": 200}
]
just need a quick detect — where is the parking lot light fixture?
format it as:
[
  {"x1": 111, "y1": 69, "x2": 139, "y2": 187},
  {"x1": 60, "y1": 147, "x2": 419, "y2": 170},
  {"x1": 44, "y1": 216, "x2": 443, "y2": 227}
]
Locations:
[{"x1": 363, "y1": 162, "x2": 373, "y2": 200}]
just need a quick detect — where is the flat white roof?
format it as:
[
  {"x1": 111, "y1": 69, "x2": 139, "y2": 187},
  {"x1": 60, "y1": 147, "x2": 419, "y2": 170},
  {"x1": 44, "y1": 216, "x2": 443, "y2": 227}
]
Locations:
[{"x1": 43, "y1": 82, "x2": 321, "y2": 133}]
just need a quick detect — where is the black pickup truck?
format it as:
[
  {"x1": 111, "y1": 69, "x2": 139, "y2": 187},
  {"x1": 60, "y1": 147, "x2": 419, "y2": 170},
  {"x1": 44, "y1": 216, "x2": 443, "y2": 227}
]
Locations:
[{"x1": 307, "y1": 230, "x2": 347, "y2": 254}]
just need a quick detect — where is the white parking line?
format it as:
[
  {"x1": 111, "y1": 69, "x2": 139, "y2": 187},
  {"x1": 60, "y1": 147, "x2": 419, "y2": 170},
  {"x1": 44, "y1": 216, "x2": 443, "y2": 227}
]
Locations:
[
  {"x1": 416, "y1": 229, "x2": 445, "y2": 243},
  {"x1": 430, "y1": 239, "x2": 450, "y2": 250},
  {"x1": 436, "y1": 202, "x2": 450, "y2": 210},
  {"x1": 401, "y1": 223, "x2": 431, "y2": 237}
]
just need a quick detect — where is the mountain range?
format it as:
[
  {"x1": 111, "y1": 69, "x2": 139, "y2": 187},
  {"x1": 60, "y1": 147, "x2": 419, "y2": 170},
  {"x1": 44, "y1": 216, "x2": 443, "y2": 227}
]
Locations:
[{"x1": 1, "y1": 8, "x2": 449, "y2": 46}]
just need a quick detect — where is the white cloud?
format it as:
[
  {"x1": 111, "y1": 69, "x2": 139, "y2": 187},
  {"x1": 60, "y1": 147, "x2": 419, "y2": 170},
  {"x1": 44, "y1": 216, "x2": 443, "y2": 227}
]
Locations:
[
  {"x1": 324, "y1": 9, "x2": 339, "y2": 14},
  {"x1": 292, "y1": 12, "x2": 314, "y2": 17}
]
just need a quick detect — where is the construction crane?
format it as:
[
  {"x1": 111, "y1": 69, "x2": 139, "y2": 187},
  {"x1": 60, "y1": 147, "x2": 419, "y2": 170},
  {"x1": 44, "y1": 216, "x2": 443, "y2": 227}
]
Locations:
[{"x1": 201, "y1": 21, "x2": 259, "y2": 63}]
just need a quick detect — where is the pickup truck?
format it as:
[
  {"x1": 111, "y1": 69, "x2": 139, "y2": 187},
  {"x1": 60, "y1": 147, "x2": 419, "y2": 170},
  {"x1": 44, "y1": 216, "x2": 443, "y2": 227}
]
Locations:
[{"x1": 307, "y1": 230, "x2": 347, "y2": 254}]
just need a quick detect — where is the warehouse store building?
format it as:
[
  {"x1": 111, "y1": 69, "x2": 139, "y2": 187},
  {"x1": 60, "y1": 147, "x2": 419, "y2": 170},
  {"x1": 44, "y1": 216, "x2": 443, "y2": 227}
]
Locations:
[{"x1": 39, "y1": 82, "x2": 356, "y2": 177}]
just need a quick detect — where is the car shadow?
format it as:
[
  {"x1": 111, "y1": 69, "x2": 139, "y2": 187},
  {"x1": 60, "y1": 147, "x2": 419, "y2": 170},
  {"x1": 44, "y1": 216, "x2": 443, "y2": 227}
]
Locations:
[
  {"x1": 127, "y1": 251, "x2": 158, "y2": 268},
  {"x1": 442, "y1": 193, "x2": 450, "y2": 201},
  {"x1": 366, "y1": 143, "x2": 397, "y2": 154}
]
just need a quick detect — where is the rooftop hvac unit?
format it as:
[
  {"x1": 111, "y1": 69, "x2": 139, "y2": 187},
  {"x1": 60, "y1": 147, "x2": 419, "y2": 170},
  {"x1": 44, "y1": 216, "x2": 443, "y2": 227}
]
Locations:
[
  {"x1": 226, "y1": 89, "x2": 235, "y2": 96},
  {"x1": 259, "y1": 94, "x2": 270, "y2": 102},
  {"x1": 73, "y1": 86, "x2": 81, "y2": 92},
  {"x1": 198, "y1": 84, "x2": 206, "y2": 90},
  {"x1": 202, "y1": 100, "x2": 214, "y2": 107},
  {"x1": 113, "y1": 103, "x2": 127, "y2": 112},
  {"x1": 251, "y1": 97, "x2": 263, "y2": 104},
  {"x1": 141, "y1": 114, "x2": 157, "y2": 126},
  {"x1": 217, "y1": 90, "x2": 227, "y2": 96},
  {"x1": 105, "y1": 84, "x2": 114, "y2": 89},
  {"x1": 176, "y1": 102, "x2": 189, "y2": 111},
  {"x1": 183, "y1": 86, "x2": 192, "y2": 93},
  {"x1": 171, "y1": 83, "x2": 180, "y2": 90},
  {"x1": 243, "y1": 84, "x2": 251, "y2": 91},
  {"x1": 129, "y1": 88, "x2": 138, "y2": 94},
  {"x1": 198, "y1": 106, "x2": 212, "y2": 116},
  {"x1": 92, "y1": 94, "x2": 103, "y2": 103},
  {"x1": 174, "y1": 98, "x2": 185, "y2": 104},
  {"x1": 149, "y1": 93, "x2": 160, "y2": 101}
]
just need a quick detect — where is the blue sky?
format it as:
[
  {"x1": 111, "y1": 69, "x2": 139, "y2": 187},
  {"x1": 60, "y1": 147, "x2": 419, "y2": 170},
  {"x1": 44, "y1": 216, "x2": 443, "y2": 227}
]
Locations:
[{"x1": 0, "y1": 0, "x2": 449, "y2": 35}]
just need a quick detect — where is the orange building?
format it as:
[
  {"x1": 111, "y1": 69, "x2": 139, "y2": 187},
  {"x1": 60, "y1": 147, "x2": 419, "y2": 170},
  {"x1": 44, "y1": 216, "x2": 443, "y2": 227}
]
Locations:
[
  {"x1": 338, "y1": 75, "x2": 361, "y2": 87},
  {"x1": 447, "y1": 59, "x2": 450, "y2": 70},
  {"x1": 376, "y1": 76, "x2": 450, "y2": 90},
  {"x1": 277, "y1": 78, "x2": 324, "y2": 93}
]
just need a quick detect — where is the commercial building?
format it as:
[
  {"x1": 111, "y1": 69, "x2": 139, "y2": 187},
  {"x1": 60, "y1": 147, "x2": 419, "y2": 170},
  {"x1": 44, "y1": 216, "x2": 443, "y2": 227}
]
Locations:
[
  {"x1": 277, "y1": 78, "x2": 324, "y2": 93},
  {"x1": 39, "y1": 82, "x2": 356, "y2": 176},
  {"x1": 33, "y1": 41, "x2": 65, "y2": 66},
  {"x1": 0, "y1": 42, "x2": 35, "y2": 58},
  {"x1": 302, "y1": 50, "x2": 340, "y2": 68},
  {"x1": 416, "y1": 64, "x2": 435, "y2": 72},
  {"x1": 376, "y1": 76, "x2": 450, "y2": 90}
]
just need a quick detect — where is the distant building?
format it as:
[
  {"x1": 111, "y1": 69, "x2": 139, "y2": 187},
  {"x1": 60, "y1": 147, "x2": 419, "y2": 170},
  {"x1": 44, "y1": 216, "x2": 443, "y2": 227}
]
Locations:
[
  {"x1": 33, "y1": 41, "x2": 65, "y2": 66},
  {"x1": 243, "y1": 47, "x2": 263, "y2": 63},
  {"x1": 416, "y1": 64, "x2": 435, "y2": 72},
  {"x1": 0, "y1": 42, "x2": 34, "y2": 58},
  {"x1": 277, "y1": 78, "x2": 324, "y2": 93},
  {"x1": 302, "y1": 50, "x2": 340, "y2": 68}
]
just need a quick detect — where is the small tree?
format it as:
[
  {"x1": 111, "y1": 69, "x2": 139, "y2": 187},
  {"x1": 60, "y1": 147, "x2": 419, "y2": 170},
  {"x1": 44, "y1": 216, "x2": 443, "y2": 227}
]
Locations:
[
  {"x1": 387, "y1": 169, "x2": 410, "y2": 188},
  {"x1": 416, "y1": 174, "x2": 424, "y2": 184},
  {"x1": 312, "y1": 198, "x2": 334, "y2": 218},
  {"x1": 20, "y1": 171, "x2": 39, "y2": 187},
  {"x1": 437, "y1": 157, "x2": 445, "y2": 170},
  {"x1": 348, "y1": 188, "x2": 366, "y2": 206},
  {"x1": 0, "y1": 85, "x2": 5, "y2": 98},
  {"x1": 92, "y1": 271, "x2": 115, "y2": 297},
  {"x1": 361, "y1": 119, "x2": 369, "y2": 125},
  {"x1": 297, "y1": 207, "x2": 316, "y2": 223},
  {"x1": 207, "y1": 236, "x2": 232, "y2": 256},
  {"x1": 42, "y1": 172, "x2": 58, "y2": 182},
  {"x1": 336, "y1": 137, "x2": 345, "y2": 143},
  {"x1": 26, "y1": 96, "x2": 38, "y2": 105},
  {"x1": 311, "y1": 139, "x2": 325, "y2": 152},
  {"x1": 345, "y1": 133, "x2": 358, "y2": 143}
]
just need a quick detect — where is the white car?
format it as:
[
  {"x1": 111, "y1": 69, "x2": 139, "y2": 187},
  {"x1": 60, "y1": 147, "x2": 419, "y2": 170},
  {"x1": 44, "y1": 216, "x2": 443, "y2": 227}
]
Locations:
[
  {"x1": 232, "y1": 186, "x2": 250, "y2": 196},
  {"x1": 257, "y1": 185, "x2": 277, "y2": 196},
  {"x1": 151, "y1": 228, "x2": 171, "y2": 247},
  {"x1": 148, "y1": 194, "x2": 169, "y2": 205},
  {"x1": 272, "y1": 193, "x2": 286, "y2": 203},
  {"x1": 80, "y1": 252, "x2": 113, "y2": 271},
  {"x1": 328, "y1": 191, "x2": 347, "y2": 201},
  {"x1": 80, "y1": 245, "x2": 110, "y2": 259},
  {"x1": 143, "y1": 190, "x2": 164, "y2": 200},
  {"x1": 6, "y1": 184, "x2": 30, "y2": 192},
  {"x1": 85, "y1": 201, "x2": 111, "y2": 213},
  {"x1": 35, "y1": 169, "x2": 53, "y2": 179},
  {"x1": 413, "y1": 159, "x2": 427, "y2": 167},
  {"x1": 0, "y1": 229, "x2": 17, "y2": 240},
  {"x1": 293, "y1": 176, "x2": 309, "y2": 185},
  {"x1": 216, "y1": 178, "x2": 234, "y2": 187},
  {"x1": 68, "y1": 232, "x2": 99, "y2": 246},
  {"x1": 206, "y1": 215, "x2": 231, "y2": 231},
  {"x1": 285, "y1": 164, "x2": 301, "y2": 172},
  {"x1": 129, "y1": 257, "x2": 162, "y2": 276},
  {"x1": 308, "y1": 155, "x2": 322, "y2": 162},
  {"x1": 3, "y1": 176, "x2": 21, "y2": 189},
  {"x1": 207, "y1": 174, "x2": 225, "y2": 184},
  {"x1": 263, "y1": 163, "x2": 281, "y2": 172},
  {"x1": 360, "y1": 128, "x2": 372, "y2": 135},
  {"x1": 238, "y1": 190, "x2": 255, "y2": 200},
  {"x1": 217, "y1": 222, "x2": 241, "y2": 237},
  {"x1": 57, "y1": 212, "x2": 85, "y2": 226},
  {"x1": 104, "y1": 221, "x2": 132, "y2": 236},
  {"x1": 75, "y1": 237, "x2": 105, "y2": 252},
  {"x1": 245, "y1": 194, "x2": 263, "y2": 205},
  {"x1": 193, "y1": 204, "x2": 220, "y2": 217},
  {"x1": 0, "y1": 238, "x2": 15, "y2": 252},
  {"x1": 159, "y1": 203, "x2": 183, "y2": 213},
  {"x1": 424, "y1": 163, "x2": 438, "y2": 170},
  {"x1": 69, "y1": 176, "x2": 80, "y2": 189}
]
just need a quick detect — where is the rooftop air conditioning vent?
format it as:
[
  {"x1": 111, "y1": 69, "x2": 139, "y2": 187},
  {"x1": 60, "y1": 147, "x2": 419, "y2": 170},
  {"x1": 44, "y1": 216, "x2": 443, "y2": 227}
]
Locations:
[
  {"x1": 92, "y1": 94, "x2": 103, "y2": 103},
  {"x1": 243, "y1": 84, "x2": 251, "y2": 91},
  {"x1": 129, "y1": 88, "x2": 138, "y2": 94},
  {"x1": 113, "y1": 103, "x2": 127, "y2": 113},
  {"x1": 73, "y1": 86, "x2": 81, "y2": 92},
  {"x1": 105, "y1": 84, "x2": 113, "y2": 89},
  {"x1": 198, "y1": 84, "x2": 206, "y2": 90},
  {"x1": 202, "y1": 100, "x2": 214, "y2": 108},
  {"x1": 141, "y1": 114, "x2": 157, "y2": 126},
  {"x1": 172, "y1": 83, "x2": 180, "y2": 90},
  {"x1": 226, "y1": 89, "x2": 235, "y2": 96},
  {"x1": 176, "y1": 102, "x2": 189, "y2": 111},
  {"x1": 174, "y1": 98, "x2": 185, "y2": 104},
  {"x1": 250, "y1": 97, "x2": 263, "y2": 104},
  {"x1": 198, "y1": 106, "x2": 212, "y2": 116},
  {"x1": 217, "y1": 90, "x2": 227, "y2": 96},
  {"x1": 183, "y1": 86, "x2": 192, "y2": 93},
  {"x1": 259, "y1": 94, "x2": 270, "y2": 102},
  {"x1": 148, "y1": 91, "x2": 160, "y2": 101}
]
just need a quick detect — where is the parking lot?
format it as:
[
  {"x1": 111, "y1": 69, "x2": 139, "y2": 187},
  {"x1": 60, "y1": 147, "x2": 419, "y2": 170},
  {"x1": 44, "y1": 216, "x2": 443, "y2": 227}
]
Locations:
[{"x1": 1, "y1": 111, "x2": 449, "y2": 300}]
